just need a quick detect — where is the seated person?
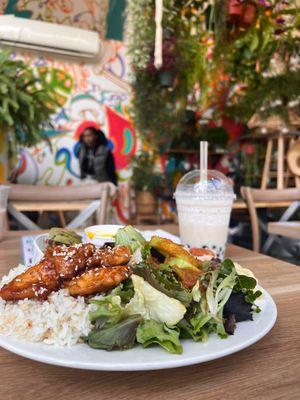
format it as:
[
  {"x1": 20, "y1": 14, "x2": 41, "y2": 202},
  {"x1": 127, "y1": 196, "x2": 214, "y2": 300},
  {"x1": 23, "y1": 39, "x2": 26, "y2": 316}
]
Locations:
[{"x1": 78, "y1": 127, "x2": 118, "y2": 186}]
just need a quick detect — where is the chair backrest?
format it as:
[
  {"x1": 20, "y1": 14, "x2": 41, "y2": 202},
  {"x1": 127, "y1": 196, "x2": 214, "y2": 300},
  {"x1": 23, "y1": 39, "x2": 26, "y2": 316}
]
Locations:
[
  {"x1": 287, "y1": 140, "x2": 300, "y2": 187},
  {"x1": 240, "y1": 186, "x2": 300, "y2": 252},
  {"x1": 8, "y1": 182, "x2": 116, "y2": 201},
  {"x1": 7, "y1": 182, "x2": 117, "y2": 229}
]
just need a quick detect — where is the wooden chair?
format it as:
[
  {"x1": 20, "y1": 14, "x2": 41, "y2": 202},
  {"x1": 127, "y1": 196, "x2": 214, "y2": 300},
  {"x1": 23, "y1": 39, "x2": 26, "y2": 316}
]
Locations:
[
  {"x1": 260, "y1": 133, "x2": 300, "y2": 190},
  {"x1": 287, "y1": 139, "x2": 300, "y2": 188},
  {"x1": 7, "y1": 182, "x2": 116, "y2": 230},
  {"x1": 240, "y1": 186, "x2": 300, "y2": 252}
]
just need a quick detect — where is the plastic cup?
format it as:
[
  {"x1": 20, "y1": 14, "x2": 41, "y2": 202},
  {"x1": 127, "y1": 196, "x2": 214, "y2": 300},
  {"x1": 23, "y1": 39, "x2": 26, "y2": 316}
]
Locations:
[{"x1": 174, "y1": 170, "x2": 235, "y2": 259}]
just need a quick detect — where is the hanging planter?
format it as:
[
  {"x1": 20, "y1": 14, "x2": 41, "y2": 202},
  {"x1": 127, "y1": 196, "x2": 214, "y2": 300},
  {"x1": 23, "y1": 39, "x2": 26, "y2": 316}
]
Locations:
[
  {"x1": 227, "y1": 0, "x2": 243, "y2": 24},
  {"x1": 227, "y1": 0, "x2": 257, "y2": 28},
  {"x1": 241, "y1": 1, "x2": 257, "y2": 27},
  {"x1": 158, "y1": 69, "x2": 175, "y2": 88}
]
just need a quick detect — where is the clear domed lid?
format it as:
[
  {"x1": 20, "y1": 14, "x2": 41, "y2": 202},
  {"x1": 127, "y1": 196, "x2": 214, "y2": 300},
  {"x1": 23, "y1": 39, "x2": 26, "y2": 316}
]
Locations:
[{"x1": 174, "y1": 169, "x2": 234, "y2": 198}]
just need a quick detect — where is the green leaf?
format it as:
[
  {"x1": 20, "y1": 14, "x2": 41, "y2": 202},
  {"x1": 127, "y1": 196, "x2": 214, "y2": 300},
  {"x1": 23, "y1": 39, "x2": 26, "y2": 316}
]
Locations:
[
  {"x1": 178, "y1": 318, "x2": 209, "y2": 342},
  {"x1": 221, "y1": 258, "x2": 235, "y2": 272},
  {"x1": 0, "y1": 50, "x2": 59, "y2": 150},
  {"x1": 115, "y1": 225, "x2": 146, "y2": 253},
  {"x1": 89, "y1": 281, "x2": 134, "y2": 329},
  {"x1": 236, "y1": 275, "x2": 257, "y2": 290},
  {"x1": 89, "y1": 296, "x2": 123, "y2": 327},
  {"x1": 87, "y1": 314, "x2": 142, "y2": 350},
  {"x1": 134, "y1": 262, "x2": 192, "y2": 307},
  {"x1": 250, "y1": 32, "x2": 259, "y2": 52},
  {"x1": 245, "y1": 290, "x2": 262, "y2": 304},
  {"x1": 190, "y1": 313, "x2": 212, "y2": 333},
  {"x1": 110, "y1": 280, "x2": 134, "y2": 305},
  {"x1": 136, "y1": 319, "x2": 182, "y2": 354}
]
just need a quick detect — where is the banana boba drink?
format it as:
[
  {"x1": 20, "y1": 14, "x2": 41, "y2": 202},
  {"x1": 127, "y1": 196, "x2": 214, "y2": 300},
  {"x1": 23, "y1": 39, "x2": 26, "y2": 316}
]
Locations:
[{"x1": 174, "y1": 143, "x2": 235, "y2": 259}]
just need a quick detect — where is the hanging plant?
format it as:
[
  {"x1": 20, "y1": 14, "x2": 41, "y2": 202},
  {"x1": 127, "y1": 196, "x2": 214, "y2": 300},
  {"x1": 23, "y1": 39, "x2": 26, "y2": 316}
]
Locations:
[
  {"x1": 126, "y1": 0, "x2": 206, "y2": 152},
  {"x1": 0, "y1": 50, "x2": 59, "y2": 158},
  {"x1": 147, "y1": 32, "x2": 178, "y2": 88},
  {"x1": 241, "y1": 1, "x2": 257, "y2": 27},
  {"x1": 214, "y1": 0, "x2": 300, "y2": 122},
  {"x1": 227, "y1": 0, "x2": 244, "y2": 24},
  {"x1": 227, "y1": 0, "x2": 257, "y2": 26}
]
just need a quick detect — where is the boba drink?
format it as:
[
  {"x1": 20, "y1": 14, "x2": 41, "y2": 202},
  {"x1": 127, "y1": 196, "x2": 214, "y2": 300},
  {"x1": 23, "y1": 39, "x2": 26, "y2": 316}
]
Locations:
[{"x1": 174, "y1": 169, "x2": 235, "y2": 259}]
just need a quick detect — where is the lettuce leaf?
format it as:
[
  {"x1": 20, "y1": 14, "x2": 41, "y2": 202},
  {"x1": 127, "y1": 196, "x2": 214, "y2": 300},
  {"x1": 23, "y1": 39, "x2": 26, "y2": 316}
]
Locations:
[
  {"x1": 89, "y1": 295, "x2": 123, "y2": 328},
  {"x1": 176, "y1": 262, "x2": 237, "y2": 341},
  {"x1": 206, "y1": 268, "x2": 236, "y2": 318},
  {"x1": 87, "y1": 314, "x2": 142, "y2": 350},
  {"x1": 89, "y1": 281, "x2": 134, "y2": 328},
  {"x1": 223, "y1": 292, "x2": 253, "y2": 322},
  {"x1": 125, "y1": 274, "x2": 186, "y2": 326},
  {"x1": 136, "y1": 319, "x2": 182, "y2": 354},
  {"x1": 177, "y1": 318, "x2": 206, "y2": 342},
  {"x1": 115, "y1": 225, "x2": 146, "y2": 253},
  {"x1": 109, "y1": 280, "x2": 134, "y2": 305},
  {"x1": 134, "y1": 262, "x2": 192, "y2": 307}
]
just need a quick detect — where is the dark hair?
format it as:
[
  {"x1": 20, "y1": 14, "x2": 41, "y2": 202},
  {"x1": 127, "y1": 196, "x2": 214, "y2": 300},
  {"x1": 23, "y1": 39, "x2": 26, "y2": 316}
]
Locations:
[{"x1": 80, "y1": 126, "x2": 108, "y2": 146}]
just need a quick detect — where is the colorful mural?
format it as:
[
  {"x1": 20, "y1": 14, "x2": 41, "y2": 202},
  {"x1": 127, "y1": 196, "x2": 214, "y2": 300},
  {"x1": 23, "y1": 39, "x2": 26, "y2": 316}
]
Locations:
[
  {"x1": 2, "y1": 0, "x2": 108, "y2": 34},
  {"x1": 0, "y1": 0, "x2": 136, "y2": 221}
]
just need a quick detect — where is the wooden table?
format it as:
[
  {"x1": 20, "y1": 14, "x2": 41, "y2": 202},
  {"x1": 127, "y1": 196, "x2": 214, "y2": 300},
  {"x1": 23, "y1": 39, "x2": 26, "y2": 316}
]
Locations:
[
  {"x1": 0, "y1": 227, "x2": 300, "y2": 400},
  {"x1": 268, "y1": 221, "x2": 300, "y2": 240}
]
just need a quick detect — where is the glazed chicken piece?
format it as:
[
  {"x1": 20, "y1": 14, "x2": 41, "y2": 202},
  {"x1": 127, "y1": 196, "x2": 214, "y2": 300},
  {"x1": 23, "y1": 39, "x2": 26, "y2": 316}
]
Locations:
[
  {"x1": 45, "y1": 243, "x2": 96, "y2": 280},
  {"x1": 86, "y1": 245, "x2": 132, "y2": 268},
  {"x1": 0, "y1": 260, "x2": 59, "y2": 301},
  {"x1": 66, "y1": 265, "x2": 132, "y2": 296},
  {"x1": 0, "y1": 244, "x2": 132, "y2": 301}
]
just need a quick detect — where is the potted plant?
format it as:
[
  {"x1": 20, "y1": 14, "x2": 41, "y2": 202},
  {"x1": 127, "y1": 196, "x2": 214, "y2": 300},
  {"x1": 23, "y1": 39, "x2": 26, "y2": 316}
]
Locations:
[
  {"x1": 227, "y1": 0, "x2": 257, "y2": 28},
  {"x1": 131, "y1": 151, "x2": 164, "y2": 215},
  {"x1": 227, "y1": 0, "x2": 244, "y2": 24},
  {"x1": 241, "y1": 1, "x2": 257, "y2": 27},
  {"x1": 0, "y1": 50, "x2": 58, "y2": 178},
  {"x1": 146, "y1": 32, "x2": 177, "y2": 89}
]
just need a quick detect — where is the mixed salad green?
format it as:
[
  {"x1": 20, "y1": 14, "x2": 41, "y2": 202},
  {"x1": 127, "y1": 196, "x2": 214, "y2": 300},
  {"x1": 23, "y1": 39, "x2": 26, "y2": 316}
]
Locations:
[{"x1": 86, "y1": 226, "x2": 262, "y2": 354}]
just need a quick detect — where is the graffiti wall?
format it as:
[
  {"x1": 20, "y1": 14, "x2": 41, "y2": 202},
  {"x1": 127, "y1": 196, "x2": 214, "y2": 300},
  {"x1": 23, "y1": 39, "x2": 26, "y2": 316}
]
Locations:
[{"x1": 0, "y1": 0, "x2": 135, "y2": 221}]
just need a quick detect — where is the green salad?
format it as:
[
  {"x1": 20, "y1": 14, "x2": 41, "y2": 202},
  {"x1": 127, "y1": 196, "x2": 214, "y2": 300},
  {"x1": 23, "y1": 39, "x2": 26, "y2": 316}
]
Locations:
[{"x1": 86, "y1": 226, "x2": 262, "y2": 354}]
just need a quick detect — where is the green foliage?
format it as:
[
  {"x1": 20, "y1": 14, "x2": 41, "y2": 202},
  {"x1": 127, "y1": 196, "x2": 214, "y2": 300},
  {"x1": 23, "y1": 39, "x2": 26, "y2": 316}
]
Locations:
[
  {"x1": 131, "y1": 70, "x2": 187, "y2": 152},
  {"x1": 136, "y1": 319, "x2": 182, "y2": 354},
  {"x1": 131, "y1": 151, "x2": 164, "y2": 193},
  {"x1": 134, "y1": 261, "x2": 193, "y2": 307},
  {"x1": 115, "y1": 225, "x2": 147, "y2": 253},
  {"x1": 197, "y1": 126, "x2": 230, "y2": 148},
  {"x1": 127, "y1": 0, "x2": 206, "y2": 152},
  {"x1": 227, "y1": 70, "x2": 300, "y2": 121},
  {"x1": 127, "y1": 0, "x2": 299, "y2": 145},
  {"x1": 213, "y1": 0, "x2": 300, "y2": 122},
  {"x1": 0, "y1": 50, "x2": 58, "y2": 156}
]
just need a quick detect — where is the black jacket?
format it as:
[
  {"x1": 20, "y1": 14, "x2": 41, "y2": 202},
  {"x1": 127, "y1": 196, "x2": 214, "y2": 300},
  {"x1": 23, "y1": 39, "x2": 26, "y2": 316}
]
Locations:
[{"x1": 78, "y1": 144, "x2": 118, "y2": 185}]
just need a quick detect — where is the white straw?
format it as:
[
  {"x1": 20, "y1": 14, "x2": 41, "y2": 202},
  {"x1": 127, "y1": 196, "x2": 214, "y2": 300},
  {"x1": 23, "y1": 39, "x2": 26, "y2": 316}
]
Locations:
[
  {"x1": 154, "y1": 0, "x2": 163, "y2": 69},
  {"x1": 200, "y1": 141, "x2": 208, "y2": 184}
]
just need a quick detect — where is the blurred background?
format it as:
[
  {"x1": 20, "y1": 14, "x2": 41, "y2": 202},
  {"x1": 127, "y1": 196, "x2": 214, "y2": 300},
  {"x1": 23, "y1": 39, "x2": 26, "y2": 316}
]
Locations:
[{"x1": 0, "y1": 0, "x2": 299, "y2": 263}]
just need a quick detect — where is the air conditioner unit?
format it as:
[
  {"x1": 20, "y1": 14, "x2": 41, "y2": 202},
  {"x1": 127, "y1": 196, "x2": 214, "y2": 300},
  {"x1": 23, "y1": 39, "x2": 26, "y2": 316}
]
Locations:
[{"x1": 0, "y1": 15, "x2": 102, "y2": 59}]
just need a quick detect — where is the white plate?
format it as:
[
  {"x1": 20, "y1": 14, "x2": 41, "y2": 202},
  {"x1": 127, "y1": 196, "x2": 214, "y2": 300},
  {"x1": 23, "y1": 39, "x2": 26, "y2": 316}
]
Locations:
[
  {"x1": 32, "y1": 229, "x2": 180, "y2": 265},
  {"x1": 0, "y1": 287, "x2": 277, "y2": 371}
]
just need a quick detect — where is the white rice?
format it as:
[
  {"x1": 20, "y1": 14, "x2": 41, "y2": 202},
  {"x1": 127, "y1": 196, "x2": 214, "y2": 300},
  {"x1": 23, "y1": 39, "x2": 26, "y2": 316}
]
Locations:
[{"x1": 0, "y1": 264, "x2": 95, "y2": 346}]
